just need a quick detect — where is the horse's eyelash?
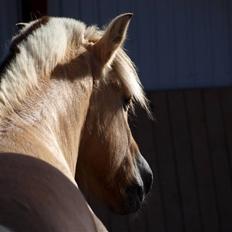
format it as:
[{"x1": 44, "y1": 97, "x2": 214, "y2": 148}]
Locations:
[{"x1": 123, "y1": 97, "x2": 131, "y2": 110}]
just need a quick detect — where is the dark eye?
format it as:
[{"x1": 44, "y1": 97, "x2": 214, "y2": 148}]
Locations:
[{"x1": 123, "y1": 97, "x2": 131, "y2": 111}]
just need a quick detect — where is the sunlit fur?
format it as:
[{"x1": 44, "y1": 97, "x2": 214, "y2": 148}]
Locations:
[
  {"x1": 0, "y1": 18, "x2": 85, "y2": 115},
  {"x1": 0, "y1": 15, "x2": 151, "y2": 218}
]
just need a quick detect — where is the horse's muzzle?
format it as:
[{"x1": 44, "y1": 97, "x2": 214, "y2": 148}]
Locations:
[
  {"x1": 121, "y1": 154, "x2": 153, "y2": 214},
  {"x1": 137, "y1": 154, "x2": 153, "y2": 195}
]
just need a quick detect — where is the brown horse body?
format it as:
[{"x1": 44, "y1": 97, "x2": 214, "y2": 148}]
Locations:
[
  {"x1": 0, "y1": 14, "x2": 153, "y2": 231},
  {"x1": 0, "y1": 153, "x2": 98, "y2": 232}
]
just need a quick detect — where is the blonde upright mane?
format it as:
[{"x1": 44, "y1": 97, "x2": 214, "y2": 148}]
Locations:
[{"x1": 0, "y1": 17, "x2": 148, "y2": 118}]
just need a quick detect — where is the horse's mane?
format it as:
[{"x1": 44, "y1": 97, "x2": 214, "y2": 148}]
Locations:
[{"x1": 0, "y1": 16, "x2": 149, "y2": 115}]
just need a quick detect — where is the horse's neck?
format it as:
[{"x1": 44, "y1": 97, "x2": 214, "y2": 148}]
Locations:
[
  {"x1": 0, "y1": 77, "x2": 92, "y2": 181},
  {"x1": 0, "y1": 17, "x2": 93, "y2": 181},
  {"x1": 46, "y1": 79, "x2": 92, "y2": 176}
]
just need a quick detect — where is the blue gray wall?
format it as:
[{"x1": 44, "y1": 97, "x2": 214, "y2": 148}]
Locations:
[
  {"x1": 0, "y1": 0, "x2": 21, "y2": 62},
  {"x1": 0, "y1": 1, "x2": 232, "y2": 90},
  {"x1": 48, "y1": 0, "x2": 232, "y2": 90}
]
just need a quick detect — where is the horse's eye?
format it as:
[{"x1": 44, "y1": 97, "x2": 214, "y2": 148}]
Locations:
[{"x1": 123, "y1": 97, "x2": 131, "y2": 111}]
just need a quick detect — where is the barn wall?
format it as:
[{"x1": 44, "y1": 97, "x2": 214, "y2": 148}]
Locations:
[{"x1": 48, "y1": 0, "x2": 232, "y2": 90}]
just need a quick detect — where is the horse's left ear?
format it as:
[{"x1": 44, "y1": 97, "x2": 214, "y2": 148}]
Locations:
[{"x1": 90, "y1": 13, "x2": 133, "y2": 77}]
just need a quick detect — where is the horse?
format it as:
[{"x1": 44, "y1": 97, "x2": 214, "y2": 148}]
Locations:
[
  {"x1": 0, "y1": 13, "x2": 153, "y2": 231},
  {"x1": 0, "y1": 153, "x2": 99, "y2": 232}
]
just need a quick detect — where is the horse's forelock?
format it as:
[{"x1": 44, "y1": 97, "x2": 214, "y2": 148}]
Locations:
[{"x1": 113, "y1": 49, "x2": 150, "y2": 116}]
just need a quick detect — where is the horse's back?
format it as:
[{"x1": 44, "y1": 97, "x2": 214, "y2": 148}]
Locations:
[{"x1": 0, "y1": 153, "x2": 96, "y2": 232}]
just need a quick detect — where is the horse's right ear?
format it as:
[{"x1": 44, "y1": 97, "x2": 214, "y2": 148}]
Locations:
[{"x1": 90, "y1": 13, "x2": 133, "y2": 78}]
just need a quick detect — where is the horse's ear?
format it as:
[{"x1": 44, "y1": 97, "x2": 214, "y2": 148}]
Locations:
[{"x1": 90, "y1": 13, "x2": 133, "y2": 77}]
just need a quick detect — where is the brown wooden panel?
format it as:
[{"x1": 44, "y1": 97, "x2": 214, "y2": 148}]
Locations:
[
  {"x1": 150, "y1": 92, "x2": 184, "y2": 232},
  {"x1": 203, "y1": 89, "x2": 232, "y2": 231},
  {"x1": 130, "y1": 91, "x2": 166, "y2": 232},
  {"x1": 109, "y1": 215, "x2": 129, "y2": 232},
  {"x1": 167, "y1": 91, "x2": 202, "y2": 232},
  {"x1": 219, "y1": 88, "x2": 232, "y2": 182},
  {"x1": 184, "y1": 90, "x2": 219, "y2": 232}
]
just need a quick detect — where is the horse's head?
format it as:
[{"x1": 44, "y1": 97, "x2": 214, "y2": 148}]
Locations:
[{"x1": 76, "y1": 14, "x2": 153, "y2": 214}]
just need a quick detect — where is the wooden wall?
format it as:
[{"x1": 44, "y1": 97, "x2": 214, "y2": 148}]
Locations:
[{"x1": 91, "y1": 87, "x2": 232, "y2": 232}]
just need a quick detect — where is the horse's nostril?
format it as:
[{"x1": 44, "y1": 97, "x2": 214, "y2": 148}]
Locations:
[
  {"x1": 136, "y1": 154, "x2": 153, "y2": 195},
  {"x1": 143, "y1": 170, "x2": 153, "y2": 195},
  {"x1": 136, "y1": 185, "x2": 144, "y2": 202}
]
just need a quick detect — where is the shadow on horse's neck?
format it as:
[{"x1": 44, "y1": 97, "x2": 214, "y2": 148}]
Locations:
[{"x1": 0, "y1": 72, "x2": 93, "y2": 182}]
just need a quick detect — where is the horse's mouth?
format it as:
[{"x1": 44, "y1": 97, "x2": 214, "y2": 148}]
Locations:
[
  {"x1": 110, "y1": 183, "x2": 148, "y2": 215},
  {"x1": 124, "y1": 192, "x2": 144, "y2": 214},
  {"x1": 110, "y1": 199, "x2": 143, "y2": 215},
  {"x1": 109, "y1": 162, "x2": 153, "y2": 215}
]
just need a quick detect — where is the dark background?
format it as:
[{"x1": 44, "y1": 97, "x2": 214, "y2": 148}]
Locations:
[{"x1": 1, "y1": 1, "x2": 232, "y2": 231}]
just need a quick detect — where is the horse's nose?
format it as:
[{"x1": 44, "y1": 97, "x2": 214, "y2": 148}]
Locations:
[
  {"x1": 142, "y1": 166, "x2": 153, "y2": 194},
  {"x1": 137, "y1": 154, "x2": 153, "y2": 195},
  {"x1": 123, "y1": 155, "x2": 153, "y2": 214}
]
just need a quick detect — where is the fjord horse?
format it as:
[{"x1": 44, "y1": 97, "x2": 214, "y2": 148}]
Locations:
[{"x1": 0, "y1": 13, "x2": 153, "y2": 231}]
